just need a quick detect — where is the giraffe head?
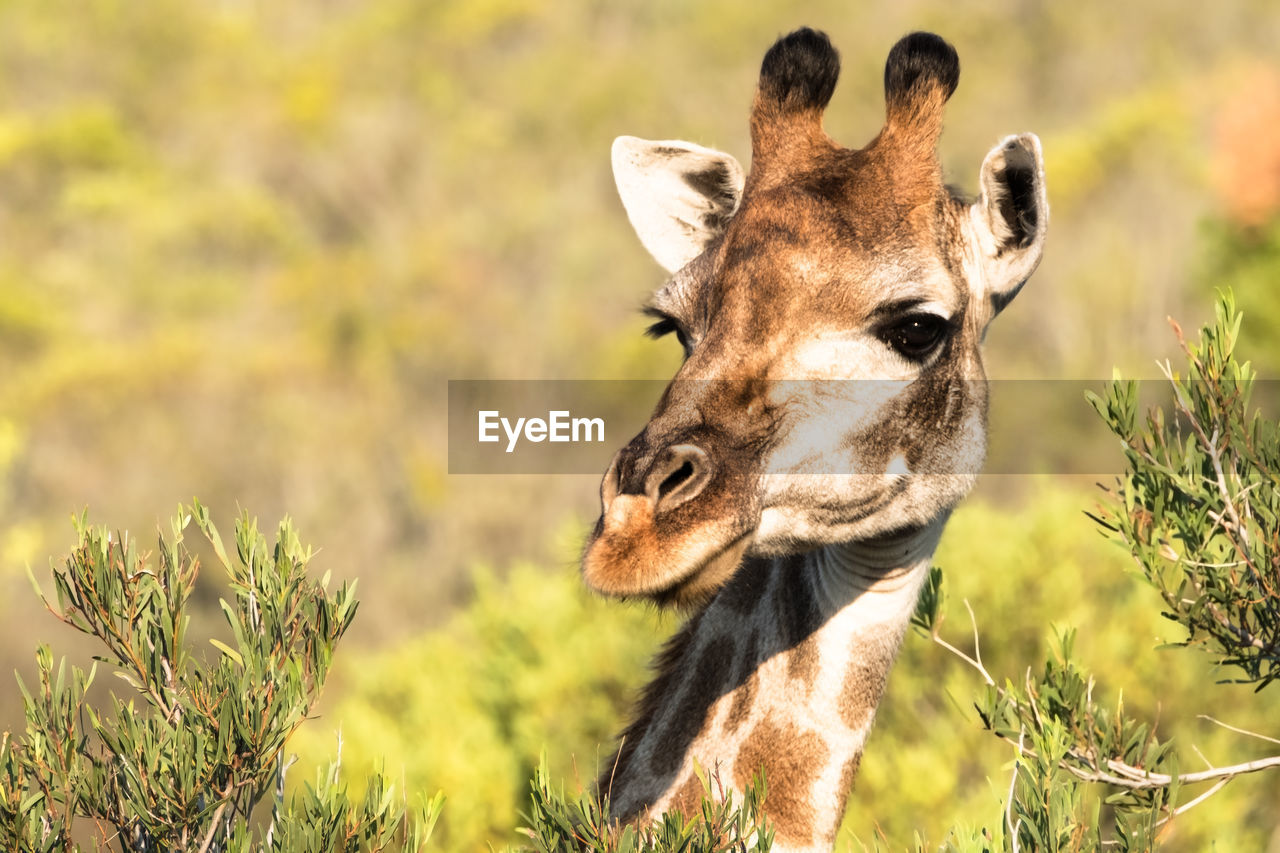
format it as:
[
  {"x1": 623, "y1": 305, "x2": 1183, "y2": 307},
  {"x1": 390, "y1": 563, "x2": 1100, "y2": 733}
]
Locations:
[{"x1": 583, "y1": 29, "x2": 1047, "y2": 607}]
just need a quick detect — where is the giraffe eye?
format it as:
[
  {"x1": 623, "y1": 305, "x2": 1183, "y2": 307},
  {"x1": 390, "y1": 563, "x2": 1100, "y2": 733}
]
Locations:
[
  {"x1": 644, "y1": 311, "x2": 693, "y2": 356},
  {"x1": 882, "y1": 314, "x2": 950, "y2": 360}
]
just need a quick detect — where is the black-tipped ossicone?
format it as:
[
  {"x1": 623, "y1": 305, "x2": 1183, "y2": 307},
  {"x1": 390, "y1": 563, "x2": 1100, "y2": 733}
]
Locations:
[
  {"x1": 884, "y1": 31, "x2": 959, "y2": 106},
  {"x1": 758, "y1": 27, "x2": 841, "y2": 113}
]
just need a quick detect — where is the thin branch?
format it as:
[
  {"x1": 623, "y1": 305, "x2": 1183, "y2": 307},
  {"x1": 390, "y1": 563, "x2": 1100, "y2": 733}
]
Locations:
[
  {"x1": 929, "y1": 599, "x2": 995, "y2": 687},
  {"x1": 964, "y1": 600, "x2": 987, "y2": 675},
  {"x1": 1006, "y1": 725, "x2": 1025, "y2": 853},
  {"x1": 195, "y1": 782, "x2": 235, "y2": 853},
  {"x1": 930, "y1": 634, "x2": 994, "y2": 686},
  {"x1": 1156, "y1": 776, "x2": 1230, "y2": 829},
  {"x1": 1160, "y1": 361, "x2": 1256, "y2": 567},
  {"x1": 1198, "y1": 714, "x2": 1280, "y2": 746}
]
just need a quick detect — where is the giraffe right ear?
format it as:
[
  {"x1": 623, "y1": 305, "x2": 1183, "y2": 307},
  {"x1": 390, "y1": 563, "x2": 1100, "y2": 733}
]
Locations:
[
  {"x1": 612, "y1": 136, "x2": 745, "y2": 273},
  {"x1": 968, "y1": 133, "x2": 1049, "y2": 317}
]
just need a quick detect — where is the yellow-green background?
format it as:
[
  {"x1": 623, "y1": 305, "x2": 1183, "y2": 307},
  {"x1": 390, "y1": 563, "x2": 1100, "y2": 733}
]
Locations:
[{"x1": 2, "y1": 1, "x2": 1279, "y2": 849}]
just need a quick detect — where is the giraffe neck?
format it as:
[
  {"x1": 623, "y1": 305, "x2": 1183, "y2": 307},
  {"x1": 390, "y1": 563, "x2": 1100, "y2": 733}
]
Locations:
[{"x1": 601, "y1": 518, "x2": 947, "y2": 853}]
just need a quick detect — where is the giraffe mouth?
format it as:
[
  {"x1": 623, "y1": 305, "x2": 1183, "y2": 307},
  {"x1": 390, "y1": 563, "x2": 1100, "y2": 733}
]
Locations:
[
  {"x1": 581, "y1": 501, "x2": 757, "y2": 609},
  {"x1": 646, "y1": 531, "x2": 755, "y2": 609}
]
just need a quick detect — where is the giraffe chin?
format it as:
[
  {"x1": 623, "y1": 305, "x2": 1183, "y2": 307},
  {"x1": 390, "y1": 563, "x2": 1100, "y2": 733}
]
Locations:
[
  {"x1": 648, "y1": 533, "x2": 754, "y2": 609},
  {"x1": 581, "y1": 524, "x2": 755, "y2": 610}
]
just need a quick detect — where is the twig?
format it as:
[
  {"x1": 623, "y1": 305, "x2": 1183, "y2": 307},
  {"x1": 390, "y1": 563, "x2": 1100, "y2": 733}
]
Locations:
[
  {"x1": 195, "y1": 782, "x2": 235, "y2": 853},
  {"x1": 1007, "y1": 726, "x2": 1025, "y2": 853},
  {"x1": 930, "y1": 599, "x2": 995, "y2": 686},
  {"x1": 1160, "y1": 362, "x2": 1256, "y2": 569},
  {"x1": 1198, "y1": 715, "x2": 1280, "y2": 746},
  {"x1": 1155, "y1": 777, "x2": 1230, "y2": 828}
]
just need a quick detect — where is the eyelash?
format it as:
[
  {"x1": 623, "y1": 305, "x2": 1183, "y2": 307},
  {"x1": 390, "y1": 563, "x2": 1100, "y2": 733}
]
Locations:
[
  {"x1": 645, "y1": 309, "x2": 951, "y2": 361},
  {"x1": 644, "y1": 311, "x2": 692, "y2": 354}
]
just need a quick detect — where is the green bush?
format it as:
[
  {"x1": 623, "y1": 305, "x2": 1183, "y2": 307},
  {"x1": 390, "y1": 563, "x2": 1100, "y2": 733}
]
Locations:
[
  {"x1": 2, "y1": 503, "x2": 441, "y2": 852},
  {"x1": 521, "y1": 757, "x2": 772, "y2": 853}
]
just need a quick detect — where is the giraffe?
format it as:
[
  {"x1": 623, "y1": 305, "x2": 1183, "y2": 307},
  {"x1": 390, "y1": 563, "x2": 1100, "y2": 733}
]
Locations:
[{"x1": 580, "y1": 28, "x2": 1047, "y2": 852}]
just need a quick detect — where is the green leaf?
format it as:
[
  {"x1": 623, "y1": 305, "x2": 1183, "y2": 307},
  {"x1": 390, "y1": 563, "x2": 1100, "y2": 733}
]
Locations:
[{"x1": 207, "y1": 638, "x2": 244, "y2": 668}]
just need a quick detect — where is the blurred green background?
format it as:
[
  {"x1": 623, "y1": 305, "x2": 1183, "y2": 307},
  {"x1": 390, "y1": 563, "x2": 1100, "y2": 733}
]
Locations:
[{"x1": 2, "y1": 0, "x2": 1280, "y2": 849}]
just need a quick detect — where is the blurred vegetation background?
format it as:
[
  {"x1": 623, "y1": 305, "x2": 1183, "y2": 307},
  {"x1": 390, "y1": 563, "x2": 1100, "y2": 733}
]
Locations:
[{"x1": 2, "y1": 0, "x2": 1279, "y2": 849}]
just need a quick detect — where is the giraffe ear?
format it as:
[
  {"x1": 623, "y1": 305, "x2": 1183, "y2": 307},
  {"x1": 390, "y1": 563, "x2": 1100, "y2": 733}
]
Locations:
[
  {"x1": 612, "y1": 136, "x2": 745, "y2": 273},
  {"x1": 968, "y1": 133, "x2": 1049, "y2": 316}
]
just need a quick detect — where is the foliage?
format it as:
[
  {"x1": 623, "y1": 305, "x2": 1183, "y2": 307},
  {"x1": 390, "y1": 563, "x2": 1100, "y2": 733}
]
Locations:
[
  {"x1": 913, "y1": 574, "x2": 1179, "y2": 851},
  {"x1": 1, "y1": 504, "x2": 441, "y2": 852},
  {"x1": 298, "y1": 455, "x2": 1280, "y2": 852},
  {"x1": 1089, "y1": 292, "x2": 1279, "y2": 686},
  {"x1": 520, "y1": 756, "x2": 772, "y2": 853},
  {"x1": 290, "y1": 556, "x2": 672, "y2": 851},
  {"x1": 901, "y1": 292, "x2": 1280, "y2": 851},
  {"x1": 2, "y1": 312, "x2": 1276, "y2": 852}
]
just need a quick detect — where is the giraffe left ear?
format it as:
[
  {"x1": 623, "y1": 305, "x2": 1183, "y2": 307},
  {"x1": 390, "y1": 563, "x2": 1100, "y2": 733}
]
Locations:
[
  {"x1": 612, "y1": 136, "x2": 745, "y2": 273},
  {"x1": 968, "y1": 133, "x2": 1049, "y2": 316}
]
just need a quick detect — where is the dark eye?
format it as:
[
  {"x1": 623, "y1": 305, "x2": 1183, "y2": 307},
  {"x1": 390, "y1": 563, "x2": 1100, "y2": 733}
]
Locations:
[
  {"x1": 644, "y1": 311, "x2": 693, "y2": 356},
  {"x1": 882, "y1": 314, "x2": 950, "y2": 360}
]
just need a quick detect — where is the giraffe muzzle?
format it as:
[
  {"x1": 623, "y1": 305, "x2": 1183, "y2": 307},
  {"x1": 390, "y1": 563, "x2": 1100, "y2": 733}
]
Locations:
[{"x1": 583, "y1": 440, "x2": 760, "y2": 607}]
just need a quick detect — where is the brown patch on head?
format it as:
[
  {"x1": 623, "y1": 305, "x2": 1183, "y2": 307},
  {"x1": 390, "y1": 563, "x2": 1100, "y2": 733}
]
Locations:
[
  {"x1": 733, "y1": 719, "x2": 829, "y2": 845},
  {"x1": 647, "y1": 635, "x2": 735, "y2": 779}
]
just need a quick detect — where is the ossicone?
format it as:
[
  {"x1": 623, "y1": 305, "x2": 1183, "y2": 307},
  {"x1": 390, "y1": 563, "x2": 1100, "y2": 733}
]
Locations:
[
  {"x1": 750, "y1": 28, "x2": 841, "y2": 166},
  {"x1": 757, "y1": 27, "x2": 840, "y2": 114},
  {"x1": 883, "y1": 32, "x2": 959, "y2": 139}
]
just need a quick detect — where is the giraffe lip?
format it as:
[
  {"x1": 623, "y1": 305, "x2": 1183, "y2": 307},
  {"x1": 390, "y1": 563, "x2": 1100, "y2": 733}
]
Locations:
[
  {"x1": 582, "y1": 520, "x2": 756, "y2": 609},
  {"x1": 647, "y1": 531, "x2": 755, "y2": 609}
]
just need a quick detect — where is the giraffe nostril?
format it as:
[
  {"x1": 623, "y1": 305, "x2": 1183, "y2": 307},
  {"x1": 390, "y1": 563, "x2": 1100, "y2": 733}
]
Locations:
[
  {"x1": 657, "y1": 460, "x2": 695, "y2": 502},
  {"x1": 645, "y1": 445, "x2": 711, "y2": 514}
]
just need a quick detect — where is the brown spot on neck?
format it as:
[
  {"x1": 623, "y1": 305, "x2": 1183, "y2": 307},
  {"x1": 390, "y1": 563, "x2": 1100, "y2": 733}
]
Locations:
[
  {"x1": 733, "y1": 719, "x2": 828, "y2": 846},
  {"x1": 839, "y1": 653, "x2": 891, "y2": 730},
  {"x1": 668, "y1": 771, "x2": 705, "y2": 821},
  {"x1": 838, "y1": 752, "x2": 862, "y2": 798}
]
